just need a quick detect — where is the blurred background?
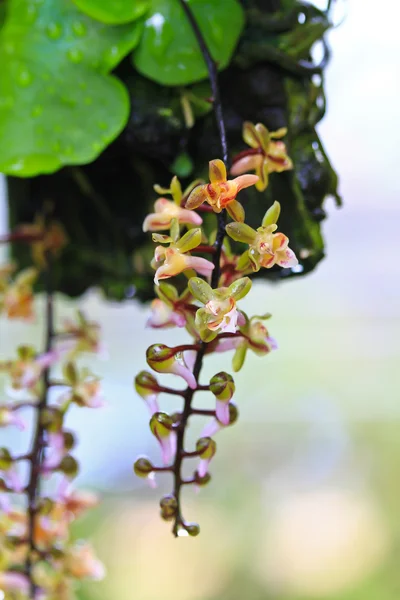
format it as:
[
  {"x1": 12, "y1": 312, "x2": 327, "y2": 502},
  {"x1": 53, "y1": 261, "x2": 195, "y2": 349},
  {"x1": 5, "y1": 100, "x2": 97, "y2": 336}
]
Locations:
[{"x1": 1, "y1": 0, "x2": 400, "y2": 598}]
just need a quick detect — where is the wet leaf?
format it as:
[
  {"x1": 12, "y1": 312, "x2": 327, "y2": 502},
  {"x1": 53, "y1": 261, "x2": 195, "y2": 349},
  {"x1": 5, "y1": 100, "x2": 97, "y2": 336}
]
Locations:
[
  {"x1": 0, "y1": 0, "x2": 142, "y2": 176},
  {"x1": 72, "y1": 0, "x2": 149, "y2": 25},
  {"x1": 132, "y1": 0, "x2": 244, "y2": 85}
]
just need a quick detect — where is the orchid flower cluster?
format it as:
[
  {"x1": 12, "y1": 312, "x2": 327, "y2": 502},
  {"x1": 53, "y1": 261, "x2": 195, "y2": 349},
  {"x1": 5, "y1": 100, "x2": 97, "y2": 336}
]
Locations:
[
  {"x1": 134, "y1": 121, "x2": 297, "y2": 536},
  {"x1": 0, "y1": 222, "x2": 104, "y2": 599}
]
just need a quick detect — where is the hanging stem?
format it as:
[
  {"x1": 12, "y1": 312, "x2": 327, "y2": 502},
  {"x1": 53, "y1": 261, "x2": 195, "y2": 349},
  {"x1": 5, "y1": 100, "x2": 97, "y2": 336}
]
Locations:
[
  {"x1": 25, "y1": 254, "x2": 54, "y2": 596},
  {"x1": 171, "y1": 0, "x2": 230, "y2": 536}
]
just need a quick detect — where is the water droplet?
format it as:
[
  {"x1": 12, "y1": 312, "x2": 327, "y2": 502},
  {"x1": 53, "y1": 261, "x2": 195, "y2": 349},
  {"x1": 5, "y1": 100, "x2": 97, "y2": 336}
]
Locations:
[
  {"x1": 67, "y1": 48, "x2": 83, "y2": 64},
  {"x1": 72, "y1": 21, "x2": 87, "y2": 37},
  {"x1": 31, "y1": 105, "x2": 43, "y2": 118},
  {"x1": 46, "y1": 22, "x2": 62, "y2": 40},
  {"x1": 84, "y1": 97, "x2": 93, "y2": 105},
  {"x1": 97, "y1": 122, "x2": 107, "y2": 130},
  {"x1": 104, "y1": 46, "x2": 119, "y2": 64},
  {"x1": 17, "y1": 69, "x2": 33, "y2": 87}
]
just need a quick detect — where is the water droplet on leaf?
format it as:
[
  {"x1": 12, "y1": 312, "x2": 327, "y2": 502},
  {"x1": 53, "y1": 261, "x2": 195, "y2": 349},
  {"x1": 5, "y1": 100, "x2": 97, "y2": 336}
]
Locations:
[
  {"x1": 72, "y1": 21, "x2": 87, "y2": 37},
  {"x1": 46, "y1": 22, "x2": 62, "y2": 39},
  {"x1": 67, "y1": 48, "x2": 83, "y2": 64}
]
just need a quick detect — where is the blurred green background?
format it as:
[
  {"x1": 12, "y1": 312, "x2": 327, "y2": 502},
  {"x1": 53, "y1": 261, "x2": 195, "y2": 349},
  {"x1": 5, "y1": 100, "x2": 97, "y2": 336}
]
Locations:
[{"x1": 1, "y1": 0, "x2": 399, "y2": 598}]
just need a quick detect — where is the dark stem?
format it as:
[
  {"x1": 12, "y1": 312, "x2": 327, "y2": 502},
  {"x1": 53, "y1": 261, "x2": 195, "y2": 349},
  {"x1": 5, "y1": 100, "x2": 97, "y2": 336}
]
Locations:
[
  {"x1": 172, "y1": 0, "x2": 230, "y2": 536},
  {"x1": 25, "y1": 255, "x2": 54, "y2": 596}
]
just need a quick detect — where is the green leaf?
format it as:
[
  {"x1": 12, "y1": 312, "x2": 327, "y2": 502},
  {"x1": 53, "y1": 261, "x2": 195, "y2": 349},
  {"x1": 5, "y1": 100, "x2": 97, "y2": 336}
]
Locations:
[
  {"x1": 72, "y1": 0, "x2": 149, "y2": 25},
  {"x1": 132, "y1": 0, "x2": 244, "y2": 85},
  {"x1": 0, "y1": 0, "x2": 142, "y2": 176}
]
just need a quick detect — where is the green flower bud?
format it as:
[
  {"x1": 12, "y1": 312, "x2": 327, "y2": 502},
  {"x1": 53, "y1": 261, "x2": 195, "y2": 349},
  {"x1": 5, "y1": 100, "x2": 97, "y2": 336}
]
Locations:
[
  {"x1": 194, "y1": 471, "x2": 211, "y2": 486},
  {"x1": 228, "y1": 403, "x2": 239, "y2": 425},
  {"x1": 160, "y1": 494, "x2": 178, "y2": 520},
  {"x1": 58, "y1": 455, "x2": 79, "y2": 478},
  {"x1": 209, "y1": 372, "x2": 235, "y2": 401},
  {"x1": 133, "y1": 457, "x2": 154, "y2": 478},
  {"x1": 185, "y1": 522, "x2": 200, "y2": 537},
  {"x1": 134, "y1": 371, "x2": 159, "y2": 398},
  {"x1": 63, "y1": 431, "x2": 76, "y2": 451},
  {"x1": 0, "y1": 448, "x2": 12, "y2": 470},
  {"x1": 150, "y1": 412, "x2": 174, "y2": 439},
  {"x1": 40, "y1": 407, "x2": 63, "y2": 432},
  {"x1": 196, "y1": 437, "x2": 216, "y2": 460}
]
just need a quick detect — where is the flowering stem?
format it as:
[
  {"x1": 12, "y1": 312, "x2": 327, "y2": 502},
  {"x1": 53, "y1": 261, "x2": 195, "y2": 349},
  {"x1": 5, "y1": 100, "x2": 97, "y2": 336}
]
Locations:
[
  {"x1": 171, "y1": 0, "x2": 230, "y2": 536},
  {"x1": 25, "y1": 253, "x2": 54, "y2": 596},
  {"x1": 196, "y1": 245, "x2": 217, "y2": 254}
]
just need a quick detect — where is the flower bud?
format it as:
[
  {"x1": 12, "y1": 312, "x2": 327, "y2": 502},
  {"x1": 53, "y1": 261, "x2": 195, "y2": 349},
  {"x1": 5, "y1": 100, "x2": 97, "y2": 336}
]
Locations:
[
  {"x1": 150, "y1": 413, "x2": 177, "y2": 465},
  {"x1": 134, "y1": 371, "x2": 159, "y2": 396},
  {"x1": 160, "y1": 494, "x2": 178, "y2": 520},
  {"x1": 40, "y1": 407, "x2": 63, "y2": 432},
  {"x1": 209, "y1": 372, "x2": 235, "y2": 401},
  {"x1": 133, "y1": 457, "x2": 154, "y2": 478},
  {"x1": 185, "y1": 522, "x2": 200, "y2": 537},
  {"x1": 63, "y1": 431, "x2": 76, "y2": 451},
  {"x1": 194, "y1": 471, "x2": 211, "y2": 486},
  {"x1": 196, "y1": 437, "x2": 216, "y2": 460},
  {"x1": 58, "y1": 455, "x2": 79, "y2": 478},
  {"x1": 0, "y1": 448, "x2": 12, "y2": 470},
  {"x1": 146, "y1": 344, "x2": 175, "y2": 368}
]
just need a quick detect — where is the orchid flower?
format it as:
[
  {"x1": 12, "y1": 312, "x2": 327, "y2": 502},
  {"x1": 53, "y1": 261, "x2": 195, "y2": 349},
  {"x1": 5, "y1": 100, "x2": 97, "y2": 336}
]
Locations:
[
  {"x1": 226, "y1": 201, "x2": 298, "y2": 271},
  {"x1": 231, "y1": 122, "x2": 293, "y2": 191},
  {"x1": 188, "y1": 276, "x2": 251, "y2": 342},
  {"x1": 152, "y1": 225, "x2": 214, "y2": 285},
  {"x1": 15, "y1": 216, "x2": 68, "y2": 267},
  {"x1": 146, "y1": 282, "x2": 198, "y2": 335},
  {"x1": 185, "y1": 159, "x2": 258, "y2": 221},
  {"x1": 62, "y1": 362, "x2": 105, "y2": 409},
  {"x1": 0, "y1": 267, "x2": 37, "y2": 320},
  {"x1": 0, "y1": 406, "x2": 26, "y2": 430},
  {"x1": 0, "y1": 345, "x2": 59, "y2": 392},
  {"x1": 150, "y1": 412, "x2": 177, "y2": 465},
  {"x1": 65, "y1": 542, "x2": 105, "y2": 581},
  {"x1": 143, "y1": 175, "x2": 203, "y2": 231},
  {"x1": 60, "y1": 310, "x2": 103, "y2": 357}
]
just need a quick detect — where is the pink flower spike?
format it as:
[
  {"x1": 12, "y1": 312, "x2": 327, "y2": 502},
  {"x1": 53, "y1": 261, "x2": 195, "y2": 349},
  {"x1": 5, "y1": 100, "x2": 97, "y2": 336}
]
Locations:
[
  {"x1": 198, "y1": 458, "x2": 211, "y2": 478},
  {"x1": 0, "y1": 572, "x2": 29, "y2": 593},
  {"x1": 0, "y1": 406, "x2": 26, "y2": 430},
  {"x1": 4, "y1": 466, "x2": 24, "y2": 493},
  {"x1": 44, "y1": 432, "x2": 66, "y2": 470},
  {"x1": 216, "y1": 400, "x2": 230, "y2": 426},
  {"x1": 144, "y1": 393, "x2": 160, "y2": 416},
  {"x1": 212, "y1": 336, "x2": 243, "y2": 353},
  {"x1": 159, "y1": 431, "x2": 177, "y2": 465}
]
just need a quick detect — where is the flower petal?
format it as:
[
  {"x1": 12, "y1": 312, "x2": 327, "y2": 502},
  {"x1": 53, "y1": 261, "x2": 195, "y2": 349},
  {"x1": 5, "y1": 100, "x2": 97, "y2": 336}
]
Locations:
[
  {"x1": 262, "y1": 201, "x2": 281, "y2": 227},
  {"x1": 243, "y1": 121, "x2": 260, "y2": 148},
  {"x1": 234, "y1": 173, "x2": 259, "y2": 193},
  {"x1": 185, "y1": 256, "x2": 215, "y2": 278},
  {"x1": 225, "y1": 222, "x2": 257, "y2": 244},
  {"x1": 216, "y1": 400, "x2": 230, "y2": 426},
  {"x1": 185, "y1": 185, "x2": 208, "y2": 210},
  {"x1": 230, "y1": 154, "x2": 261, "y2": 176},
  {"x1": 255, "y1": 123, "x2": 270, "y2": 151},
  {"x1": 209, "y1": 159, "x2": 227, "y2": 183},
  {"x1": 226, "y1": 199, "x2": 245, "y2": 223}
]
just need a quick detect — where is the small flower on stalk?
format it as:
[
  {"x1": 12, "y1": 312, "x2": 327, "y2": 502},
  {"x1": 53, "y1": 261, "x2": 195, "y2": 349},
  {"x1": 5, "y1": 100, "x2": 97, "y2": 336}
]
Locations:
[
  {"x1": 135, "y1": 370, "x2": 160, "y2": 415},
  {"x1": 15, "y1": 215, "x2": 68, "y2": 267},
  {"x1": 1, "y1": 345, "x2": 59, "y2": 392},
  {"x1": 201, "y1": 403, "x2": 239, "y2": 438},
  {"x1": 146, "y1": 282, "x2": 197, "y2": 334},
  {"x1": 150, "y1": 412, "x2": 177, "y2": 465},
  {"x1": 0, "y1": 448, "x2": 23, "y2": 492},
  {"x1": 226, "y1": 201, "x2": 298, "y2": 271},
  {"x1": 0, "y1": 571, "x2": 29, "y2": 594},
  {"x1": 65, "y1": 541, "x2": 105, "y2": 580},
  {"x1": 0, "y1": 406, "x2": 26, "y2": 430},
  {"x1": 160, "y1": 494, "x2": 178, "y2": 521},
  {"x1": 0, "y1": 266, "x2": 38, "y2": 320},
  {"x1": 62, "y1": 362, "x2": 104, "y2": 409},
  {"x1": 231, "y1": 122, "x2": 293, "y2": 191},
  {"x1": 209, "y1": 372, "x2": 235, "y2": 425},
  {"x1": 188, "y1": 276, "x2": 251, "y2": 342},
  {"x1": 185, "y1": 159, "x2": 258, "y2": 221},
  {"x1": 213, "y1": 313, "x2": 277, "y2": 372},
  {"x1": 146, "y1": 344, "x2": 197, "y2": 389},
  {"x1": 143, "y1": 175, "x2": 203, "y2": 231},
  {"x1": 152, "y1": 225, "x2": 214, "y2": 285},
  {"x1": 196, "y1": 437, "x2": 217, "y2": 478},
  {"x1": 60, "y1": 310, "x2": 103, "y2": 357}
]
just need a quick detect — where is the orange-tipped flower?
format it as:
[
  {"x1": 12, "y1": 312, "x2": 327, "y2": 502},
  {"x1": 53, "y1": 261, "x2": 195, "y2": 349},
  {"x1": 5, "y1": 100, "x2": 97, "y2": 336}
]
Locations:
[
  {"x1": 231, "y1": 122, "x2": 293, "y2": 191},
  {"x1": 185, "y1": 159, "x2": 258, "y2": 222}
]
